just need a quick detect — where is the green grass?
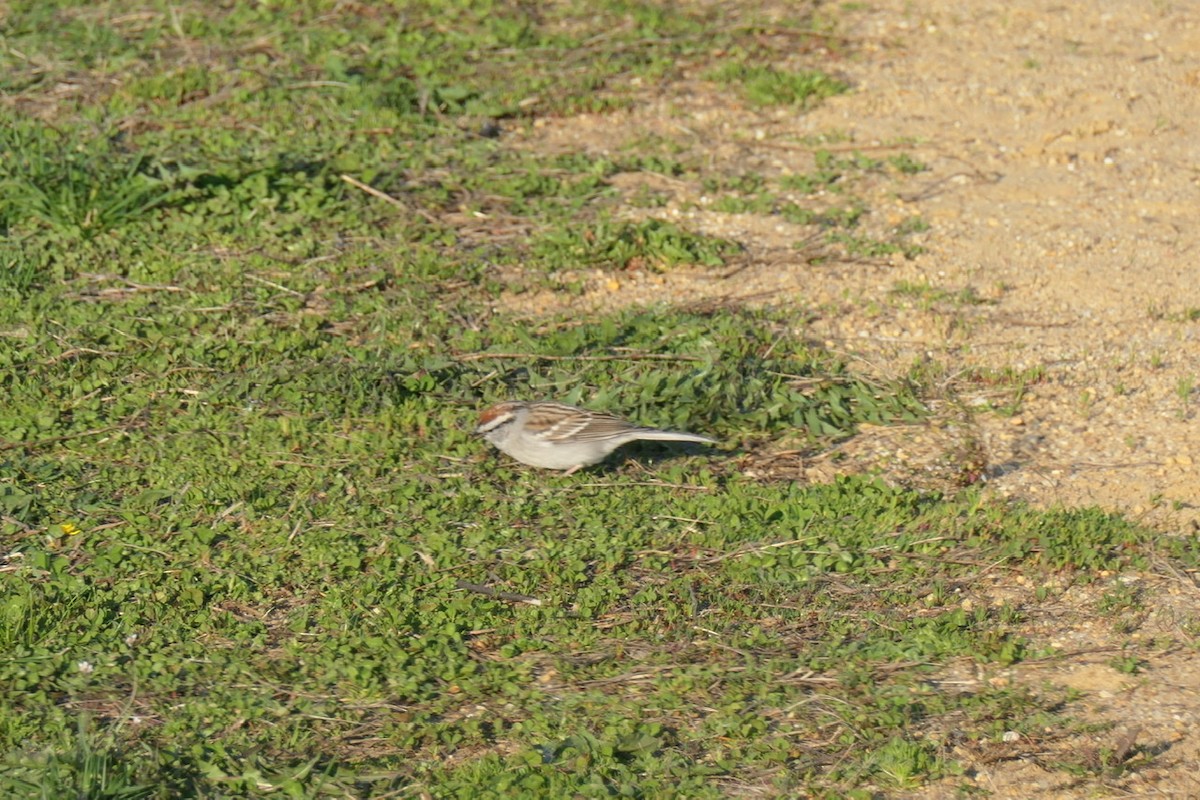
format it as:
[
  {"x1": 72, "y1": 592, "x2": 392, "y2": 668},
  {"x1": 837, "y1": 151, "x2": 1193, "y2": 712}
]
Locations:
[
  {"x1": 0, "y1": 125, "x2": 176, "y2": 240},
  {"x1": 890, "y1": 281, "x2": 987, "y2": 308},
  {"x1": 698, "y1": 153, "x2": 930, "y2": 259},
  {"x1": 707, "y1": 62, "x2": 849, "y2": 108},
  {"x1": 530, "y1": 219, "x2": 740, "y2": 272},
  {"x1": 3, "y1": 455, "x2": 1185, "y2": 795},
  {"x1": 1, "y1": 1, "x2": 1195, "y2": 796}
]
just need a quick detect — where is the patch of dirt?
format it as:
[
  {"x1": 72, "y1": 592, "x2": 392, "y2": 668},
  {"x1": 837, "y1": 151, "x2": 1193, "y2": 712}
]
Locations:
[
  {"x1": 505, "y1": 0, "x2": 1200, "y2": 528},
  {"x1": 496, "y1": 0, "x2": 1200, "y2": 795},
  {"x1": 914, "y1": 570, "x2": 1200, "y2": 799}
]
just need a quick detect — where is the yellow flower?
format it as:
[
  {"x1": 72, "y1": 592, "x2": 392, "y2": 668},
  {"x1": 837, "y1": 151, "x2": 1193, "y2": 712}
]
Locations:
[{"x1": 59, "y1": 523, "x2": 82, "y2": 536}]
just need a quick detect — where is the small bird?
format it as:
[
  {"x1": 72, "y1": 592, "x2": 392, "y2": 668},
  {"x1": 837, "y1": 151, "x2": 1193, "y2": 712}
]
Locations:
[{"x1": 475, "y1": 400, "x2": 716, "y2": 474}]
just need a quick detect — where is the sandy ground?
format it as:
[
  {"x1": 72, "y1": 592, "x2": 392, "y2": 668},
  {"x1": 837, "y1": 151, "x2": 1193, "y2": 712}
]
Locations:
[{"x1": 498, "y1": 0, "x2": 1200, "y2": 795}]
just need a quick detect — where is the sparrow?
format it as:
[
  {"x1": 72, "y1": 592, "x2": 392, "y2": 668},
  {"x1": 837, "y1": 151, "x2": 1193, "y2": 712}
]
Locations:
[{"x1": 475, "y1": 400, "x2": 716, "y2": 474}]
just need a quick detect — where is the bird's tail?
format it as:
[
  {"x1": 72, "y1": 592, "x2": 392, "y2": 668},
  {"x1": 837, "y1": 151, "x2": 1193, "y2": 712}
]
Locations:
[{"x1": 634, "y1": 430, "x2": 717, "y2": 445}]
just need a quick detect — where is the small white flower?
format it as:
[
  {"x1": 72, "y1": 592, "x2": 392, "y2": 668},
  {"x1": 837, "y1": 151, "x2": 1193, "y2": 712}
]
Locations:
[{"x1": 77, "y1": 661, "x2": 94, "y2": 674}]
